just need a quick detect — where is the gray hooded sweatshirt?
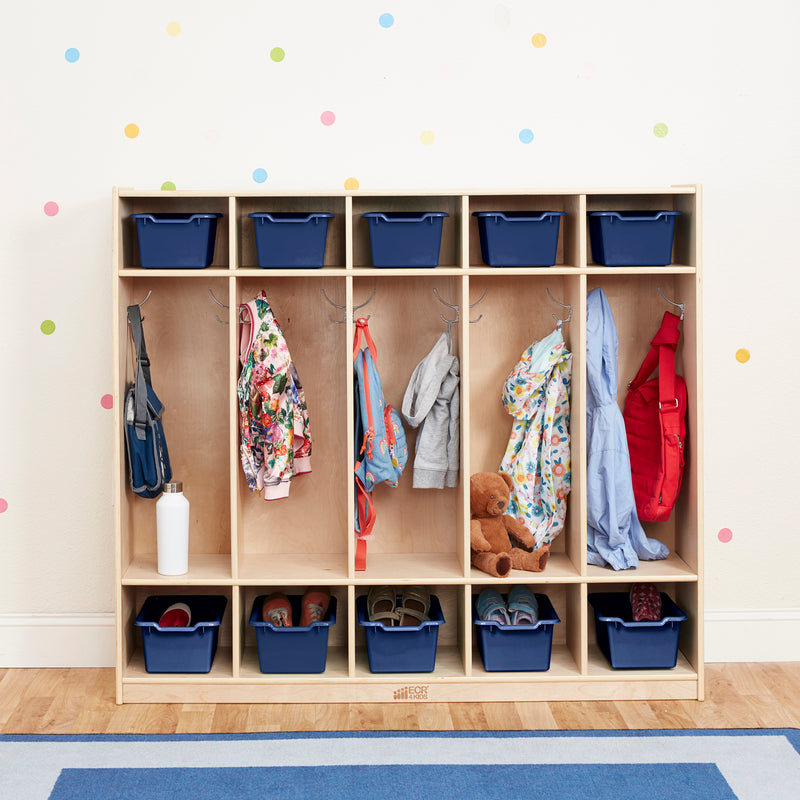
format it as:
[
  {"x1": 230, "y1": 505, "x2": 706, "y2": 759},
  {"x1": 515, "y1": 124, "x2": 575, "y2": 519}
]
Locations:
[{"x1": 402, "y1": 333, "x2": 460, "y2": 489}]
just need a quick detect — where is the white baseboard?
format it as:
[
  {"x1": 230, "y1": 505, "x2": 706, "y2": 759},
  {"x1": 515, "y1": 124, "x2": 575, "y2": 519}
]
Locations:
[
  {"x1": 0, "y1": 613, "x2": 115, "y2": 668},
  {"x1": 704, "y1": 608, "x2": 800, "y2": 662},
  {"x1": 1, "y1": 609, "x2": 798, "y2": 667}
]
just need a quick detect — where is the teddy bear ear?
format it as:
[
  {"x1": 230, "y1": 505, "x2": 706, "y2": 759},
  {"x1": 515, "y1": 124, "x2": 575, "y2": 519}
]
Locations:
[{"x1": 499, "y1": 471, "x2": 513, "y2": 491}]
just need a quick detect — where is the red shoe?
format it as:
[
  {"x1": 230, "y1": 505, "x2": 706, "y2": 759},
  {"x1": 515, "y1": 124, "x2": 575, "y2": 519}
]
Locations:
[
  {"x1": 630, "y1": 583, "x2": 662, "y2": 622},
  {"x1": 262, "y1": 592, "x2": 292, "y2": 626},
  {"x1": 159, "y1": 602, "x2": 191, "y2": 627},
  {"x1": 300, "y1": 589, "x2": 330, "y2": 626}
]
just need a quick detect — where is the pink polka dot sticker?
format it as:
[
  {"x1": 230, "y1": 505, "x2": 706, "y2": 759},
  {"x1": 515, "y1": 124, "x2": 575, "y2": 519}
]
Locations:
[
  {"x1": 320, "y1": 110, "x2": 336, "y2": 126},
  {"x1": 0, "y1": 498, "x2": 8, "y2": 514},
  {"x1": 44, "y1": 201, "x2": 59, "y2": 217},
  {"x1": 100, "y1": 394, "x2": 113, "y2": 410},
  {"x1": 718, "y1": 527, "x2": 733, "y2": 543}
]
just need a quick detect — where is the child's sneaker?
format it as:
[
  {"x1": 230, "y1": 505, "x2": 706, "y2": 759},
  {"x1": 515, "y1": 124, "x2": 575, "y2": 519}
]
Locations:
[
  {"x1": 630, "y1": 583, "x2": 662, "y2": 621},
  {"x1": 477, "y1": 588, "x2": 511, "y2": 625},
  {"x1": 262, "y1": 592, "x2": 292, "y2": 626},
  {"x1": 508, "y1": 585, "x2": 539, "y2": 625},
  {"x1": 158, "y1": 602, "x2": 191, "y2": 627},
  {"x1": 300, "y1": 589, "x2": 330, "y2": 626}
]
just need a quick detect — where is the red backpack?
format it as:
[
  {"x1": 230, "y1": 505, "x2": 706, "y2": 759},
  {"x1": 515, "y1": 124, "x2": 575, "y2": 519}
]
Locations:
[{"x1": 623, "y1": 311, "x2": 687, "y2": 522}]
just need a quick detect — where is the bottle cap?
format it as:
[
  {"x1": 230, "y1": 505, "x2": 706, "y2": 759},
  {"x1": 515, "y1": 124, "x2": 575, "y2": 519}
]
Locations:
[{"x1": 164, "y1": 481, "x2": 183, "y2": 493}]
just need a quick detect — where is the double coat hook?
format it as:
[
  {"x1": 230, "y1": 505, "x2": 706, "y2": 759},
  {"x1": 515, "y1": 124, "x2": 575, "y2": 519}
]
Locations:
[{"x1": 320, "y1": 288, "x2": 375, "y2": 324}]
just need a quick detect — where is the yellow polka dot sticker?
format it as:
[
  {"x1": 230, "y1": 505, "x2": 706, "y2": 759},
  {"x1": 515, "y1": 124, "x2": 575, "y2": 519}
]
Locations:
[
  {"x1": 420, "y1": 130, "x2": 435, "y2": 145},
  {"x1": 653, "y1": 122, "x2": 669, "y2": 138},
  {"x1": 40, "y1": 320, "x2": 56, "y2": 335},
  {"x1": 532, "y1": 33, "x2": 547, "y2": 48},
  {"x1": 124, "y1": 123, "x2": 140, "y2": 139},
  {"x1": 735, "y1": 348, "x2": 750, "y2": 363},
  {"x1": 344, "y1": 177, "x2": 360, "y2": 190},
  {"x1": 166, "y1": 22, "x2": 181, "y2": 36}
]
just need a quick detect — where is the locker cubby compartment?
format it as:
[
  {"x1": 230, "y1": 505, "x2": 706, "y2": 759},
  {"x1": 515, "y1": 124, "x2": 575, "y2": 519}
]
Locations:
[
  {"x1": 235, "y1": 276, "x2": 350, "y2": 583},
  {"x1": 585, "y1": 581, "x2": 700, "y2": 679},
  {"x1": 585, "y1": 191, "x2": 698, "y2": 270},
  {"x1": 351, "y1": 274, "x2": 466, "y2": 582},
  {"x1": 584, "y1": 272, "x2": 700, "y2": 579},
  {"x1": 116, "y1": 194, "x2": 230, "y2": 273},
  {"x1": 467, "y1": 193, "x2": 582, "y2": 270},
  {"x1": 234, "y1": 195, "x2": 347, "y2": 271},
  {"x1": 117, "y1": 276, "x2": 233, "y2": 583},
  {"x1": 470, "y1": 583, "x2": 582, "y2": 678},
  {"x1": 351, "y1": 194, "x2": 463, "y2": 271},
  {"x1": 467, "y1": 273, "x2": 584, "y2": 582},
  {"x1": 353, "y1": 584, "x2": 463, "y2": 678},
  {"x1": 238, "y1": 586, "x2": 348, "y2": 679},
  {"x1": 120, "y1": 585, "x2": 234, "y2": 680}
]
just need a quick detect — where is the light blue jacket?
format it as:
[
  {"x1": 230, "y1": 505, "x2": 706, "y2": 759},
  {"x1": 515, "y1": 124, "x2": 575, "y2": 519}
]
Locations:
[{"x1": 585, "y1": 288, "x2": 668, "y2": 570}]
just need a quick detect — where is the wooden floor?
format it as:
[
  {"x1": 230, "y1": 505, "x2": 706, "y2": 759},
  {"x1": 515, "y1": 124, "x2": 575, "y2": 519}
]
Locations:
[{"x1": 1, "y1": 664, "x2": 799, "y2": 734}]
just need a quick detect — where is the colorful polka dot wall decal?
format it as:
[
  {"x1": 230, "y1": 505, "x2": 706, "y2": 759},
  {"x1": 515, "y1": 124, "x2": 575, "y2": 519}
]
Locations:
[
  {"x1": 100, "y1": 394, "x2": 114, "y2": 410},
  {"x1": 735, "y1": 348, "x2": 750, "y2": 363},
  {"x1": 161, "y1": 181, "x2": 176, "y2": 191},
  {"x1": 379, "y1": 13, "x2": 395, "y2": 28},
  {"x1": 718, "y1": 527, "x2": 733, "y2": 543},
  {"x1": 166, "y1": 22, "x2": 181, "y2": 37},
  {"x1": 43, "y1": 201, "x2": 59, "y2": 217},
  {"x1": 270, "y1": 47, "x2": 285, "y2": 62},
  {"x1": 320, "y1": 110, "x2": 336, "y2": 126},
  {"x1": 344, "y1": 177, "x2": 360, "y2": 190},
  {"x1": 519, "y1": 128, "x2": 534, "y2": 144},
  {"x1": 65, "y1": 47, "x2": 80, "y2": 63},
  {"x1": 40, "y1": 320, "x2": 56, "y2": 335},
  {"x1": 420, "y1": 130, "x2": 435, "y2": 145},
  {"x1": 124, "y1": 123, "x2": 140, "y2": 139},
  {"x1": 0, "y1": 499, "x2": 7, "y2": 514},
  {"x1": 252, "y1": 168, "x2": 268, "y2": 183},
  {"x1": 653, "y1": 122, "x2": 669, "y2": 138},
  {"x1": 531, "y1": 33, "x2": 547, "y2": 48}
]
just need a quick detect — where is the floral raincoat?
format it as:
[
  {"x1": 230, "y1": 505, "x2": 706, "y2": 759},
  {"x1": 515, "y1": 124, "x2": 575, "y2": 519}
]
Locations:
[{"x1": 500, "y1": 324, "x2": 572, "y2": 548}]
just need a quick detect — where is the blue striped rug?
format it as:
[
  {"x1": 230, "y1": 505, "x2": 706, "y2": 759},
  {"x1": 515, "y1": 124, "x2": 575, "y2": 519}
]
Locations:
[{"x1": 1, "y1": 729, "x2": 798, "y2": 799}]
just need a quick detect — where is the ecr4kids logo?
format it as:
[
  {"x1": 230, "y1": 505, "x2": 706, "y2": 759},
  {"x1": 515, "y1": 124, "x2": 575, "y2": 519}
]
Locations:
[{"x1": 393, "y1": 685, "x2": 429, "y2": 701}]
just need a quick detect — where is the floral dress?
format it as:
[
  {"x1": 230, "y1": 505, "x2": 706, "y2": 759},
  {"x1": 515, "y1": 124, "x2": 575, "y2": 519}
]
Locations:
[
  {"x1": 238, "y1": 291, "x2": 312, "y2": 500},
  {"x1": 500, "y1": 324, "x2": 572, "y2": 548}
]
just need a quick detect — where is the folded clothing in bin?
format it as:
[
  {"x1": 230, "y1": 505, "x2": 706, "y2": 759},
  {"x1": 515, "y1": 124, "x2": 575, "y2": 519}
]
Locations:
[
  {"x1": 249, "y1": 212, "x2": 334, "y2": 268},
  {"x1": 588, "y1": 592, "x2": 687, "y2": 669},
  {"x1": 362, "y1": 212, "x2": 449, "y2": 268},
  {"x1": 248, "y1": 594, "x2": 337, "y2": 674},
  {"x1": 472, "y1": 593, "x2": 560, "y2": 672},
  {"x1": 130, "y1": 213, "x2": 222, "y2": 269},
  {"x1": 356, "y1": 593, "x2": 444, "y2": 673},
  {"x1": 134, "y1": 595, "x2": 227, "y2": 673},
  {"x1": 588, "y1": 211, "x2": 681, "y2": 266},
  {"x1": 473, "y1": 211, "x2": 565, "y2": 267}
]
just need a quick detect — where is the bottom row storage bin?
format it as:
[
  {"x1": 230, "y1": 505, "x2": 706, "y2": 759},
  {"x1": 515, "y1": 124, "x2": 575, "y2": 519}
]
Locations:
[
  {"x1": 472, "y1": 593, "x2": 560, "y2": 672},
  {"x1": 356, "y1": 593, "x2": 445, "y2": 673},
  {"x1": 134, "y1": 595, "x2": 227, "y2": 674}
]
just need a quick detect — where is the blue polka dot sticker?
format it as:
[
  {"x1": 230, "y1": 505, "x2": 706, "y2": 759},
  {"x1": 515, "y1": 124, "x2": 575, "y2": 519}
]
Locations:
[
  {"x1": 65, "y1": 48, "x2": 80, "y2": 63},
  {"x1": 379, "y1": 13, "x2": 394, "y2": 28},
  {"x1": 519, "y1": 128, "x2": 534, "y2": 144},
  {"x1": 252, "y1": 168, "x2": 268, "y2": 184}
]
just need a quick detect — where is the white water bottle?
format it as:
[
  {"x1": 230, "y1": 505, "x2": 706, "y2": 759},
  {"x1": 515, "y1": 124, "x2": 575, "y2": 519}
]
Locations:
[{"x1": 156, "y1": 481, "x2": 190, "y2": 575}]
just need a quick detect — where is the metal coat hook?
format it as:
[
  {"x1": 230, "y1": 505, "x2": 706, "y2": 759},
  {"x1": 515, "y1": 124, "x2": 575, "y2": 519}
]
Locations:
[
  {"x1": 658, "y1": 286, "x2": 685, "y2": 320},
  {"x1": 434, "y1": 288, "x2": 487, "y2": 332},
  {"x1": 128, "y1": 290, "x2": 152, "y2": 322},
  {"x1": 208, "y1": 289, "x2": 231, "y2": 325},
  {"x1": 546, "y1": 287, "x2": 571, "y2": 325},
  {"x1": 321, "y1": 287, "x2": 375, "y2": 324}
]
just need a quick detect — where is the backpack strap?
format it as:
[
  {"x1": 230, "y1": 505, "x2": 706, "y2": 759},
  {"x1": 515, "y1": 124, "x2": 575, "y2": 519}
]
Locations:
[
  {"x1": 127, "y1": 304, "x2": 152, "y2": 442},
  {"x1": 353, "y1": 317, "x2": 377, "y2": 363}
]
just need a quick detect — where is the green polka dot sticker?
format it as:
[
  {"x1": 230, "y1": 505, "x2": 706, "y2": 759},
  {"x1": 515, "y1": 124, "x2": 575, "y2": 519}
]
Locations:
[
  {"x1": 40, "y1": 320, "x2": 56, "y2": 335},
  {"x1": 270, "y1": 47, "x2": 285, "y2": 62},
  {"x1": 161, "y1": 181, "x2": 176, "y2": 191},
  {"x1": 653, "y1": 123, "x2": 669, "y2": 138}
]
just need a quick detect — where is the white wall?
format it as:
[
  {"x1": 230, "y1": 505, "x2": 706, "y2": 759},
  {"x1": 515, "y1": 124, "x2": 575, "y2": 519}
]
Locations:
[{"x1": 1, "y1": 0, "x2": 798, "y2": 665}]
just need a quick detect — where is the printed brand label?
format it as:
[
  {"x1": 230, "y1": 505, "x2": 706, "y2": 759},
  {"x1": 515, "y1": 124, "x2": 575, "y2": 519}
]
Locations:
[{"x1": 393, "y1": 685, "x2": 429, "y2": 701}]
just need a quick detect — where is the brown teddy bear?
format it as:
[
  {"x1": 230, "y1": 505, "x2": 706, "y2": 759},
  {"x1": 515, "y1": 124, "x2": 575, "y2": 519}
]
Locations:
[{"x1": 470, "y1": 471, "x2": 550, "y2": 578}]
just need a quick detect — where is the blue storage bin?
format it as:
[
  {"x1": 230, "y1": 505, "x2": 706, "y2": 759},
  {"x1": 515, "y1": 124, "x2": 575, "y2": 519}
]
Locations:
[
  {"x1": 473, "y1": 211, "x2": 565, "y2": 267},
  {"x1": 472, "y1": 593, "x2": 560, "y2": 672},
  {"x1": 248, "y1": 212, "x2": 334, "y2": 268},
  {"x1": 356, "y1": 593, "x2": 445, "y2": 673},
  {"x1": 248, "y1": 594, "x2": 337, "y2": 674},
  {"x1": 588, "y1": 210, "x2": 681, "y2": 266},
  {"x1": 362, "y1": 212, "x2": 449, "y2": 268},
  {"x1": 588, "y1": 592, "x2": 687, "y2": 669},
  {"x1": 134, "y1": 595, "x2": 227, "y2": 673},
  {"x1": 130, "y1": 213, "x2": 222, "y2": 269}
]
